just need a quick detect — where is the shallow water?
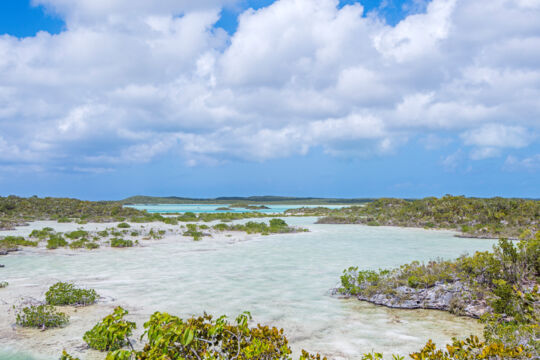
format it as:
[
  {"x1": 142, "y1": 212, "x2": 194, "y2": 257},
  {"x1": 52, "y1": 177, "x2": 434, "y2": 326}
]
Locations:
[
  {"x1": 125, "y1": 203, "x2": 347, "y2": 213},
  {"x1": 0, "y1": 218, "x2": 496, "y2": 359}
]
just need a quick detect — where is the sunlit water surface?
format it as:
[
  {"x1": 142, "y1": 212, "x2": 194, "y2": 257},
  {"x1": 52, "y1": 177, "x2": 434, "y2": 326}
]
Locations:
[{"x1": 0, "y1": 217, "x2": 496, "y2": 359}]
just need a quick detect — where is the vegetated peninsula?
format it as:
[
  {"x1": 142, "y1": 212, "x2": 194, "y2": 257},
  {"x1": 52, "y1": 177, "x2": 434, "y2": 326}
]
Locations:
[
  {"x1": 336, "y1": 231, "x2": 539, "y2": 359},
  {"x1": 287, "y1": 195, "x2": 540, "y2": 239},
  {"x1": 0, "y1": 195, "x2": 284, "y2": 231},
  {"x1": 0, "y1": 196, "x2": 143, "y2": 230}
]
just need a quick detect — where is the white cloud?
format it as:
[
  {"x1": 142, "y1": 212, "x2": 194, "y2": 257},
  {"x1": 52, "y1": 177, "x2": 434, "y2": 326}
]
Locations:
[
  {"x1": 461, "y1": 124, "x2": 533, "y2": 148},
  {"x1": 0, "y1": 0, "x2": 539, "y2": 172},
  {"x1": 504, "y1": 154, "x2": 540, "y2": 170}
]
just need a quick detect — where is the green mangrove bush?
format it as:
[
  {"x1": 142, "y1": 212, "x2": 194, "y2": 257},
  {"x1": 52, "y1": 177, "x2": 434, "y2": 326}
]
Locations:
[
  {"x1": 83, "y1": 307, "x2": 136, "y2": 351},
  {"x1": 45, "y1": 282, "x2": 98, "y2": 306},
  {"x1": 46, "y1": 234, "x2": 68, "y2": 249},
  {"x1": 16, "y1": 304, "x2": 69, "y2": 329},
  {"x1": 110, "y1": 238, "x2": 133, "y2": 248}
]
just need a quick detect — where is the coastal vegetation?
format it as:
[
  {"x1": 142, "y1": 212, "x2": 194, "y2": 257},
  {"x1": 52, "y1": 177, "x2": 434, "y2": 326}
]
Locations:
[
  {"x1": 338, "y1": 231, "x2": 540, "y2": 358},
  {"x1": 290, "y1": 195, "x2": 540, "y2": 238},
  {"x1": 110, "y1": 238, "x2": 134, "y2": 248},
  {"x1": 119, "y1": 195, "x2": 372, "y2": 205},
  {"x1": 0, "y1": 195, "x2": 144, "y2": 230},
  {"x1": 16, "y1": 305, "x2": 69, "y2": 329},
  {"x1": 45, "y1": 282, "x2": 99, "y2": 306},
  {"x1": 213, "y1": 218, "x2": 307, "y2": 235},
  {"x1": 60, "y1": 307, "x2": 530, "y2": 360},
  {"x1": 65, "y1": 309, "x2": 326, "y2": 360},
  {"x1": 83, "y1": 307, "x2": 136, "y2": 351}
]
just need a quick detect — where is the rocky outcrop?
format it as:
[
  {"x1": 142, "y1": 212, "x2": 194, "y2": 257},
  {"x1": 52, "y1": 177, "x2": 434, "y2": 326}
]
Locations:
[
  {"x1": 0, "y1": 248, "x2": 19, "y2": 256},
  {"x1": 335, "y1": 281, "x2": 490, "y2": 318}
]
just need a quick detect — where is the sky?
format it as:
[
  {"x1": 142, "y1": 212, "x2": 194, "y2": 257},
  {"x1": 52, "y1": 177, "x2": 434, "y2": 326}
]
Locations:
[{"x1": 0, "y1": 0, "x2": 539, "y2": 200}]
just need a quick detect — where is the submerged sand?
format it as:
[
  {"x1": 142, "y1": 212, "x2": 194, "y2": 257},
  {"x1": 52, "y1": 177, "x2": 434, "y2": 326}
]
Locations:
[{"x1": 0, "y1": 219, "x2": 491, "y2": 360}]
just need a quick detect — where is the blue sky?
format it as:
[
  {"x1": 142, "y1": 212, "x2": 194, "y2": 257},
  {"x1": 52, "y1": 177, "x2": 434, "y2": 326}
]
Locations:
[{"x1": 0, "y1": 0, "x2": 539, "y2": 200}]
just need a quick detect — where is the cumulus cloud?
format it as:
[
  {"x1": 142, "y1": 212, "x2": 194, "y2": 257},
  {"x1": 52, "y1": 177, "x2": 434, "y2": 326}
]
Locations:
[{"x1": 0, "y1": 0, "x2": 539, "y2": 172}]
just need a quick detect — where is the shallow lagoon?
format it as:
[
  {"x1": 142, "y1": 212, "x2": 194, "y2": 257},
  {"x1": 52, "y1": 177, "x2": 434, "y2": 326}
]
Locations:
[
  {"x1": 125, "y1": 203, "x2": 347, "y2": 214},
  {"x1": 0, "y1": 217, "x2": 496, "y2": 359}
]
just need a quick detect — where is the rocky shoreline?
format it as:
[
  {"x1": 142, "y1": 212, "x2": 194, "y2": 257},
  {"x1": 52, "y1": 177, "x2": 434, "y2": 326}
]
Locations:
[{"x1": 333, "y1": 280, "x2": 491, "y2": 319}]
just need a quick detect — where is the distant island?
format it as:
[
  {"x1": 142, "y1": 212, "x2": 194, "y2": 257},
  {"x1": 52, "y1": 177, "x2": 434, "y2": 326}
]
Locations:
[
  {"x1": 286, "y1": 195, "x2": 540, "y2": 239},
  {"x1": 118, "y1": 195, "x2": 374, "y2": 205}
]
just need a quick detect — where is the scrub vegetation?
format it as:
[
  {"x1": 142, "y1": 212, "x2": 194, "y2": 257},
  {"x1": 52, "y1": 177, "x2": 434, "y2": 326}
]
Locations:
[
  {"x1": 65, "y1": 309, "x2": 326, "y2": 360},
  {"x1": 339, "y1": 231, "x2": 540, "y2": 358},
  {"x1": 120, "y1": 195, "x2": 371, "y2": 205},
  {"x1": 45, "y1": 282, "x2": 99, "y2": 306},
  {"x1": 290, "y1": 195, "x2": 540, "y2": 239},
  {"x1": 61, "y1": 307, "x2": 531, "y2": 360},
  {"x1": 213, "y1": 218, "x2": 307, "y2": 235},
  {"x1": 0, "y1": 195, "x2": 144, "y2": 230},
  {"x1": 16, "y1": 305, "x2": 69, "y2": 329}
]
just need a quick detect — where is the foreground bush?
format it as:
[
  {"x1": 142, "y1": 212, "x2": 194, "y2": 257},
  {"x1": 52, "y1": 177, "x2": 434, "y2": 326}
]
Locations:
[
  {"x1": 409, "y1": 336, "x2": 528, "y2": 360},
  {"x1": 83, "y1": 307, "x2": 136, "y2": 351},
  {"x1": 0, "y1": 281, "x2": 8, "y2": 288},
  {"x1": 64, "y1": 307, "x2": 532, "y2": 360},
  {"x1": 45, "y1": 282, "x2": 98, "y2": 306},
  {"x1": 16, "y1": 304, "x2": 69, "y2": 329}
]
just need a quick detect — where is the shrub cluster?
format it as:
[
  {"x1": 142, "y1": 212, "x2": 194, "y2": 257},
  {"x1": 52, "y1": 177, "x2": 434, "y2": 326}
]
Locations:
[
  {"x1": 47, "y1": 234, "x2": 68, "y2": 249},
  {"x1": 339, "y1": 232, "x2": 540, "y2": 358},
  {"x1": 110, "y1": 238, "x2": 134, "y2": 248},
  {"x1": 16, "y1": 304, "x2": 69, "y2": 329},
  {"x1": 183, "y1": 223, "x2": 204, "y2": 241},
  {"x1": 212, "y1": 219, "x2": 304, "y2": 236},
  {"x1": 0, "y1": 236, "x2": 38, "y2": 249},
  {"x1": 83, "y1": 307, "x2": 136, "y2": 351},
  {"x1": 45, "y1": 282, "x2": 99, "y2": 306},
  {"x1": 308, "y1": 195, "x2": 540, "y2": 238}
]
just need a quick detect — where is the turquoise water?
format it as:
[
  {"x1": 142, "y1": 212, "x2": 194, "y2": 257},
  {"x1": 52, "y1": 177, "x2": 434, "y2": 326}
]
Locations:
[
  {"x1": 125, "y1": 203, "x2": 347, "y2": 213},
  {"x1": 0, "y1": 217, "x2": 496, "y2": 359}
]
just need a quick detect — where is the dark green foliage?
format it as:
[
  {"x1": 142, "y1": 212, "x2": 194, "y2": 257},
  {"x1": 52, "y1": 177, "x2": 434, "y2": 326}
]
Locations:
[
  {"x1": 97, "y1": 230, "x2": 109, "y2": 237},
  {"x1": 307, "y1": 195, "x2": 540, "y2": 238},
  {"x1": 0, "y1": 281, "x2": 8, "y2": 288},
  {"x1": 83, "y1": 307, "x2": 136, "y2": 351},
  {"x1": 0, "y1": 196, "x2": 146, "y2": 230},
  {"x1": 16, "y1": 304, "x2": 69, "y2": 329},
  {"x1": 409, "y1": 336, "x2": 528, "y2": 360},
  {"x1": 110, "y1": 238, "x2": 133, "y2": 248},
  {"x1": 117, "y1": 222, "x2": 131, "y2": 228},
  {"x1": 86, "y1": 310, "x2": 304, "y2": 359},
  {"x1": 47, "y1": 234, "x2": 68, "y2": 249},
  {"x1": 183, "y1": 224, "x2": 204, "y2": 241},
  {"x1": 340, "y1": 232, "x2": 540, "y2": 358},
  {"x1": 212, "y1": 219, "x2": 304, "y2": 235},
  {"x1": 60, "y1": 351, "x2": 80, "y2": 360},
  {"x1": 65, "y1": 230, "x2": 89, "y2": 239},
  {"x1": 85, "y1": 242, "x2": 100, "y2": 249},
  {"x1": 45, "y1": 282, "x2": 98, "y2": 306},
  {"x1": 0, "y1": 236, "x2": 38, "y2": 249},
  {"x1": 29, "y1": 227, "x2": 54, "y2": 239},
  {"x1": 162, "y1": 217, "x2": 178, "y2": 225},
  {"x1": 69, "y1": 238, "x2": 88, "y2": 249}
]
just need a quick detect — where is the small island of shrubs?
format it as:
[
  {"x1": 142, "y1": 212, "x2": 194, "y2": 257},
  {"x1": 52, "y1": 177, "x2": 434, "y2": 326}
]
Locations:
[
  {"x1": 15, "y1": 282, "x2": 99, "y2": 330},
  {"x1": 338, "y1": 231, "x2": 539, "y2": 358}
]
